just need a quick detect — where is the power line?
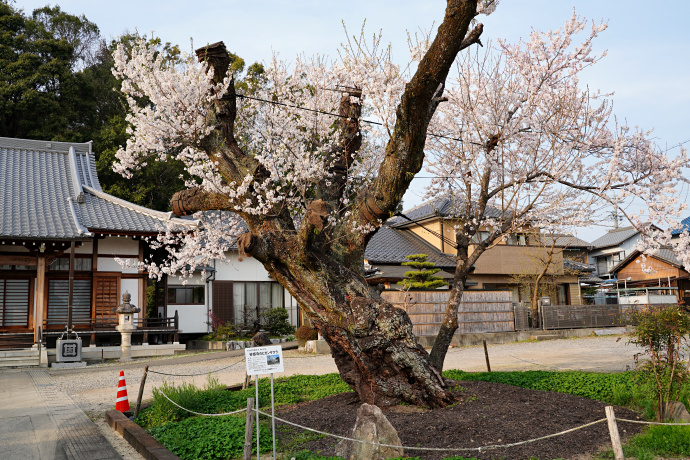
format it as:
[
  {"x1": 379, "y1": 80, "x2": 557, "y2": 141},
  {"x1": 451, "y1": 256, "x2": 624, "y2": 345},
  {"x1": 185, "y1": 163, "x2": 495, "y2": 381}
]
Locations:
[
  {"x1": 236, "y1": 92, "x2": 689, "y2": 170},
  {"x1": 235, "y1": 92, "x2": 480, "y2": 145}
]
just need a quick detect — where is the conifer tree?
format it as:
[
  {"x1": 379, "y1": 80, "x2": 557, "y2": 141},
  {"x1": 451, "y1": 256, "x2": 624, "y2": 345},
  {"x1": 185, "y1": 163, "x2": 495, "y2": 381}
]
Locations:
[{"x1": 399, "y1": 254, "x2": 448, "y2": 290}]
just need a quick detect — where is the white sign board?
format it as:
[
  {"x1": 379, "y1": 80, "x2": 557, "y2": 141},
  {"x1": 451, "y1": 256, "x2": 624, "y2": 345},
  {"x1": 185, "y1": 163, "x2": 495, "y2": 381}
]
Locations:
[{"x1": 245, "y1": 345, "x2": 284, "y2": 376}]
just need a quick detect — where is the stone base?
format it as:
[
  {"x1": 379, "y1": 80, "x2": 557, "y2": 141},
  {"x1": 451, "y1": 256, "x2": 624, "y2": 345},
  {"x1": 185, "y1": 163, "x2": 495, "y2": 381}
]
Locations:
[
  {"x1": 50, "y1": 361, "x2": 88, "y2": 369},
  {"x1": 304, "y1": 340, "x2": 331, "y2": 354}
]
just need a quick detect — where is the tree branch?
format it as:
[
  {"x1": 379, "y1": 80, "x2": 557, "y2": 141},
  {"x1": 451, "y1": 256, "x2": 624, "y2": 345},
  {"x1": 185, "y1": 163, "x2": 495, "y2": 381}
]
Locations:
[
  {"x1": 170, "y1": 188, "x2": 232, "y2": 216},
  {"x1": 352, "y1": 0, "x2": 480, "y2": 234}
]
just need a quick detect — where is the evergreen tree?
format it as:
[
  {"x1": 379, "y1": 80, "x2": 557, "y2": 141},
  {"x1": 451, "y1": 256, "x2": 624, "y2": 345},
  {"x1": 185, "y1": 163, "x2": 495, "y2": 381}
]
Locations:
[{"x1": 399, "y1": 254, "x2": 448, "y2": 290}]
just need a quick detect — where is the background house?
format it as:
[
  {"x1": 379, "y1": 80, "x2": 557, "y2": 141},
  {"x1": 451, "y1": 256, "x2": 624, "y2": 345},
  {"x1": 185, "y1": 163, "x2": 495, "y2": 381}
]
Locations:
[
  {"x1": 364, "y1": 198, "x2": 582, "y2": 305},
  {"x1": 610, "y1": 248, "x2": 690, "y2": 304},
  {"x1": 587, "y1": 226, "x2": 656, "y2": 279}
]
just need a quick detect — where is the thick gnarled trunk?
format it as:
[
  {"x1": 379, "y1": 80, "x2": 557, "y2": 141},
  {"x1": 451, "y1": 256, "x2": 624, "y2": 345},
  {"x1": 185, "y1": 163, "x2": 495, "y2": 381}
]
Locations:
[{"x1": 255, "y1": 237, "x2": 452, "y2": 407}]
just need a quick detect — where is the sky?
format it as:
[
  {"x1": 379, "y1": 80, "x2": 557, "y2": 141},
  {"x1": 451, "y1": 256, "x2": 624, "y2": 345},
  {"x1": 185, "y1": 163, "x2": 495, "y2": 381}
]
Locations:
[{"x1": 15, "y1": 0, "x2": 690, "y2": 242}]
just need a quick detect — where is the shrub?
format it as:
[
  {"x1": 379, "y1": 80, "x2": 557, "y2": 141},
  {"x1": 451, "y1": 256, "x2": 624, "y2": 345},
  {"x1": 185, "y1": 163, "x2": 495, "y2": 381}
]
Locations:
[
  {"x1": 398, "y1": 253, "x2": 448, "y2": 290},
  {"x1": 629, "y1": 304, "x2": 690, "y2": 420},
  {"x1": 295, "y1": 325, "x2": 318, "y2": 346},
  {"x1": 262, "y1": 307, "x2": 295, "y2": 336}
]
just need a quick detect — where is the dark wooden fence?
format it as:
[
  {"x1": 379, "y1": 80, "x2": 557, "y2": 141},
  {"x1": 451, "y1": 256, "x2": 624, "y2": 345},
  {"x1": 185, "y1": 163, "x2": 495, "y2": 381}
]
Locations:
[
  {"x1": 382, "y1": 290, "x2": 514, "y2": 336},
  {"x1": 540, "y1": 304, "x2": 646, "y2": 330}
]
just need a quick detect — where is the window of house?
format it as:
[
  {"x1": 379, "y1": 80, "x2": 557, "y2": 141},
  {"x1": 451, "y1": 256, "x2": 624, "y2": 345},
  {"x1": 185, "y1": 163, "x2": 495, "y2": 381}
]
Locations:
[
  {"x1": 49, "y1": 256, "x2": 92, "y2": 271},
  {"x1": 213, "y1": 281, "x2": 285, "y2": 325},
  {"x1": 167, "y1": 285, "x2": 205, "y2": 305}
]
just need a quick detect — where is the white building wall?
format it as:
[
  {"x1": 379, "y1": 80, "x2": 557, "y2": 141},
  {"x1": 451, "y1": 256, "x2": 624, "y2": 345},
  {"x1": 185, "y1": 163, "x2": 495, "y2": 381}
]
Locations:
[
  {"x1": 167, "y1": 273, "x2": 210, "y2": 334},
  {"x1": 97, "y1": 236, "x2": 139, "y2": 274}
]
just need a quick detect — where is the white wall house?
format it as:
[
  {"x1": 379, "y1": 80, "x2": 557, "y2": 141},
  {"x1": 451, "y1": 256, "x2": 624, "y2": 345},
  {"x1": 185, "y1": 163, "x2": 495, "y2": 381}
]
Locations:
[
  {"x1": 587, "y1": 226, "x2": 649, "y2": 279},
  {"x1": 211, "y1": 251, "x2": 299, "y2": 329}
]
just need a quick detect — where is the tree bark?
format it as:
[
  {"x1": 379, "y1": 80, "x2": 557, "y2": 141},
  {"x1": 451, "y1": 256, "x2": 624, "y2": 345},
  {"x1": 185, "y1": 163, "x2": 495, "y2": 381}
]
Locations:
[{"x1": 170, "y1": 0, "x2": 482, "y2": 407}]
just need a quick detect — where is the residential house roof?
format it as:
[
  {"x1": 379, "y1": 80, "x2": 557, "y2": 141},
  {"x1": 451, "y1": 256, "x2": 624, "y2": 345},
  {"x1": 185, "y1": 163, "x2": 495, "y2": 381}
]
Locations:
[
  {"x1": 541, "y1": 235, "x2": 591, "y2": 248},
  {"x1": 0, "y1": 137, "x2": 196, "y2": 240},
  {"x1": 611, "y1": 247, "x2": 683, "y2": 274},
  {"x1": 590, "y1": 226, "x2": 641, "y2": 249},
  {"x1": 364, "y1": 225, "x2": 456, "y2": 268},
  {"x1": 387, "y1": 196, "x2": 504, "y2": 228}
]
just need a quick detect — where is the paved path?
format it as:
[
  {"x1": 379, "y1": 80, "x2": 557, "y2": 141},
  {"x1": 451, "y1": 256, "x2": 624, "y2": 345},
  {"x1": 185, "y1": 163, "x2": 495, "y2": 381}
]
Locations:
[{"x1": 0, "y1": 370, "x2": 121, "y2": 460}]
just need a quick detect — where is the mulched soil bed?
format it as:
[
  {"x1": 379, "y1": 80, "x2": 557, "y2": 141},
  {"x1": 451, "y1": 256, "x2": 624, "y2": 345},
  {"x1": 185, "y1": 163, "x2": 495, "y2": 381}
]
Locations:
[{"x1": 276, "y1": 380, "x2": 647, "y2": 460}]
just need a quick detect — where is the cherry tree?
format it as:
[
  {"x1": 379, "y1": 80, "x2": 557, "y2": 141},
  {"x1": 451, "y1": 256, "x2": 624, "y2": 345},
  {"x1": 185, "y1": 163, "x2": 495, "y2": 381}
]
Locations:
[
  {"x1": 113, "y1": 1, "x2": 492, "y2": 407},
  {"x1": 424, "y1": 12, "x2": 689, "y2": 370}
]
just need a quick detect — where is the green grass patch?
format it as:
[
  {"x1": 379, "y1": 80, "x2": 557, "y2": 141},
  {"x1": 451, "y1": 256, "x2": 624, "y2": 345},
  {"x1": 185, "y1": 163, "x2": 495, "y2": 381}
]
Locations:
[{"x1": 443, "y1": 369, "x2": 639, "y2": 404}]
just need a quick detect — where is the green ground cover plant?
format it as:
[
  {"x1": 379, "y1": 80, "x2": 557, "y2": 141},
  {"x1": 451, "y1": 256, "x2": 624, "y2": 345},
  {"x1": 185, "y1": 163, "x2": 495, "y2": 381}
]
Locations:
[
  {"x1": 148, "y1": 416, "x2": 271, "y2": 460},
  {"x1": 138, "y1": 373, "x2": 352, "y2": 429}
]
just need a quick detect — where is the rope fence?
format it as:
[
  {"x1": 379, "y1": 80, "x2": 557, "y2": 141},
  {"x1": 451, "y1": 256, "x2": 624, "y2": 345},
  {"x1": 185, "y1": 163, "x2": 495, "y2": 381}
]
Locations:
[
  {"x1": 256, "y1": 409, "x2": 607, "y2": 453},
  {"x1": 152, "y1": 387, "x2": 690, "y2": 458},
  {"x1": 157, "y1": 390, "x2": 248, "y2": 417},
  {"x1": 147, "y1": 357, "x2": 245, "y2": 377}
]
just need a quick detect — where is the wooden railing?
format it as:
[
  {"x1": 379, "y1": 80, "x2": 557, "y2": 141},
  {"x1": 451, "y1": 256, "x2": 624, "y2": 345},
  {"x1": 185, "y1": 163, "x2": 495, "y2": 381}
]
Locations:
[{"x1": 41, "y1": 312, "x2": 180, "y2": 344}]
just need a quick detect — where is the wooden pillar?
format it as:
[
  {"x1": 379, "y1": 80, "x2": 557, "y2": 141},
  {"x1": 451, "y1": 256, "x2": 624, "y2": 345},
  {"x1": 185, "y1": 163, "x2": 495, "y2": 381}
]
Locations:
[{"x1": 34, "y1": 255, "x2": 47, "y2": 343}]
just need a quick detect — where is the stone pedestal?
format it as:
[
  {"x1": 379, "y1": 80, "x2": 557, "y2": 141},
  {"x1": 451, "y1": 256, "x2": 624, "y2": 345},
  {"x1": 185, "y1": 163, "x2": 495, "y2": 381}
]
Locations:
[{"x1": 114, "y1": 291, "x2": 140, "y2": 363}]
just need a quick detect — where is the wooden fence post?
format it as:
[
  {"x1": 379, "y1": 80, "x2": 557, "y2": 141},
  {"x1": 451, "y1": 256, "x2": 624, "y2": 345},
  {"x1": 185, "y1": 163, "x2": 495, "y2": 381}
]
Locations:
[
  {"x1": 244, "y1": 397, "x2": 255, "y2": 460},
  {"x1": 134, "y1": 365, "x2": 149, "y2": 420},
  {"x1": 483, "y1": 339, "x2": 491, "y2": 372},
  {"x1": 605, "y1": 406, "x2": 625, "y2": 460}
]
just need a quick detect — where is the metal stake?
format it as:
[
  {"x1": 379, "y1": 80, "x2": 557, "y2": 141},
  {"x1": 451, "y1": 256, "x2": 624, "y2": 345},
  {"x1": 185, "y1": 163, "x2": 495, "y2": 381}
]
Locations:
[
  {"x1": 271, "y1": 373, "x2": 276, "y2": 460},
  {"x1": 255, "y1": 374, "x2": 260, "y2": 459}
]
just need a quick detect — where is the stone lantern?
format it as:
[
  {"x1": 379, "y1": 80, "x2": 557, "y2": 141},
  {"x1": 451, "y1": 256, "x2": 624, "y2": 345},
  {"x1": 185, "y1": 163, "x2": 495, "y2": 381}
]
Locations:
[{"x1": 113, "y1": 291, "x2": 140, "y2": 362}]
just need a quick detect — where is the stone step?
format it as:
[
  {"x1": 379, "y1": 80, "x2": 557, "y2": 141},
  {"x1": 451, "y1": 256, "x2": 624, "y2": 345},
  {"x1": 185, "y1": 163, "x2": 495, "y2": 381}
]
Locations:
[
  {"x1": 529, "y1": 334, "x2": 562, "y2": 341},
  {"x1": 0, "y1": 349, "x2": 38, "y2": 358},
  {"x1": 0, "y1": 350, "x2": 40, "y2": 368}
]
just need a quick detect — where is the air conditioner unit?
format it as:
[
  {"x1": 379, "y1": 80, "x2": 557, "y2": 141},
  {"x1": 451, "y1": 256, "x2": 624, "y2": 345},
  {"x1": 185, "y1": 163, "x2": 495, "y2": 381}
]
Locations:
[{"x1": 56, "y1": 337, "x2": 82, "y2": 362}]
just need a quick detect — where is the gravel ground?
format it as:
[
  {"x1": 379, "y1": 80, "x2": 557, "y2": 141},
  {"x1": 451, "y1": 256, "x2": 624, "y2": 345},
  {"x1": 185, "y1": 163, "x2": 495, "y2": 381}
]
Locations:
[{"x1": 47, "y1": 334, "x2": 646, "y2": 459}]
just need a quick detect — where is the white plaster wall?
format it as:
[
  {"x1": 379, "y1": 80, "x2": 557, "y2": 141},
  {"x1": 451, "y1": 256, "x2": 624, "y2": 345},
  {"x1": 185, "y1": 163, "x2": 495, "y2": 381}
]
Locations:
[
  {"x1": 98, "y1": 236, "x2": 138, "y2": 254},
  {"x1": 172, "y1": 305, "x2": 209, "y2": 334},
  {"x1": 98, "y1": 257, "x2": 139, "y2": 273},
  {"x1": 74, "y1": 241, "x2": 93, "y2": 254},
  {"x1": 214, "y1": 252, "x2": 272, "y2": 282},
  {"x1": 121, "y1": 278, "x2": 140, "y2": 320}
]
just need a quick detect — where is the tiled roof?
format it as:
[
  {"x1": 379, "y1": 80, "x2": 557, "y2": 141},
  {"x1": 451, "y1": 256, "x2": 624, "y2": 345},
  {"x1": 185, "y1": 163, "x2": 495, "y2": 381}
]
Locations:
[
  {"x1": 541, "y1": 235, "x2": 591, "y2": 248},
  {"x1": 590, "y1": 226, "x2": 641, "y2": 249},
  {"x1": 387, "y1": 196, "x2": 504, "y2": 227},
  {"x1": 564, "y1": 258, "x2": 594, "y2": 272},
  {"x1": 0, "y1": 137, "x2": 196, "y2": 239},
  {"x1": 364, "y1": 225, "x2": 456, "y2": 268}
]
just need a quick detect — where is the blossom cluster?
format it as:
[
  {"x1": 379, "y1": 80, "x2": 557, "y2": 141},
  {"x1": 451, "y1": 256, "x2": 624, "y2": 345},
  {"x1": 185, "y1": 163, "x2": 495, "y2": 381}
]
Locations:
[{"x1": 425, "y1": 12, "x2": 689, "y2": 268}]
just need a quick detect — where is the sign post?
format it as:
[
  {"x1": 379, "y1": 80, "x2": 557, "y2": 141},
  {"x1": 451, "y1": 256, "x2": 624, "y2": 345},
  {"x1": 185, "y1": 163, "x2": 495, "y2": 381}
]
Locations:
[{"x1": 245, "y1": 345, "x2": 284, "y2": 460}]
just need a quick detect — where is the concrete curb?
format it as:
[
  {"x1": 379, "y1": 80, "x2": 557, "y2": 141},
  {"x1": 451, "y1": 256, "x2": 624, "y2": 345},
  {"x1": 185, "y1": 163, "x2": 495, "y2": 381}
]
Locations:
[{"x1": 106, "y1": 410, "x2": 180, "y2": 460}]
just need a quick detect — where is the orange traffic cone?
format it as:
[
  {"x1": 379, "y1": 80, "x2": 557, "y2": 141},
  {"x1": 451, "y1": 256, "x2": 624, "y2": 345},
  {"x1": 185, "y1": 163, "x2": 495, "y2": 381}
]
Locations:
[{"x1": 115, "y1": 370, "x2": 130, "y2": 412}]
